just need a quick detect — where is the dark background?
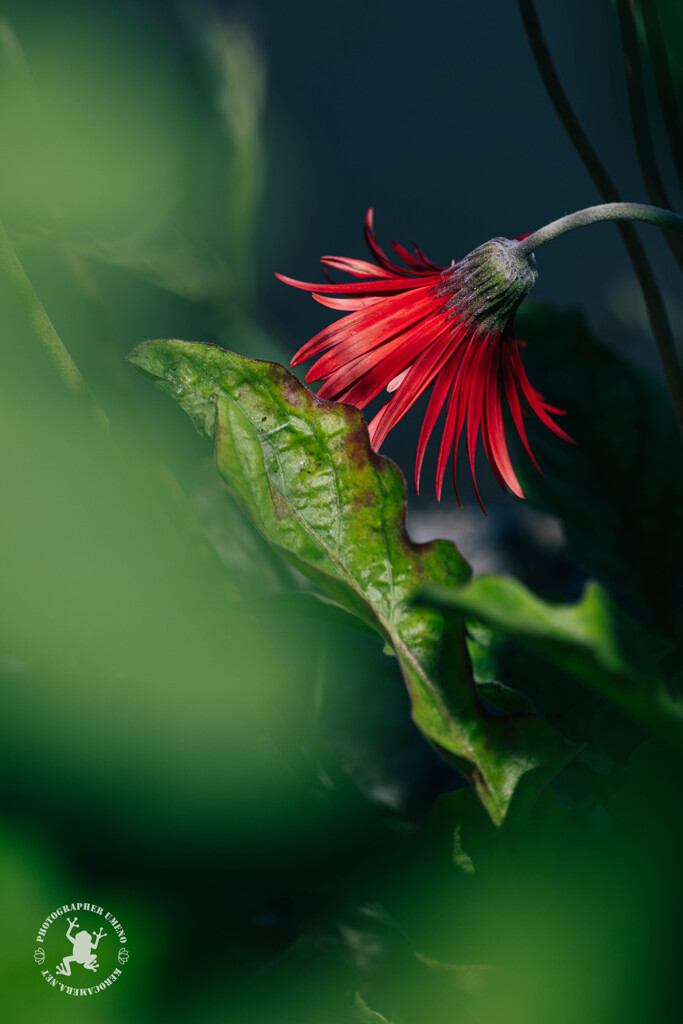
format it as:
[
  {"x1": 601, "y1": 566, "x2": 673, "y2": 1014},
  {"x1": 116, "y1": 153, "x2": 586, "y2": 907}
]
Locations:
[
  {"x1": 3, "y1": 0, "x2": 679, "y2": 530},
  {"x1": 1, "y1": 1, "x2": 682, "y2": 1021}
]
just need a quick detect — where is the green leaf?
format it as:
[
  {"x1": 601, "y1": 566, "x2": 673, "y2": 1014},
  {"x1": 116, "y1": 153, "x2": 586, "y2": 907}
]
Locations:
[
  {"x1": 128, "y1": 339, "x2": 568, "y2": 823},
  {"x1": 516, "y1": 305, "x2": 683, "y2": 636},
  {"x1": 429, "y1": 575, "x2": 683, "y2": 745},
  {"x1": 469, "y1": 623, "x2": 605, "y2": 748}
]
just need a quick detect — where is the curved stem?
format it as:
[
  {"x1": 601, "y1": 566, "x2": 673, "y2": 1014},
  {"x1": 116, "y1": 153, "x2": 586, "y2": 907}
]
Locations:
[
  {"x1": 518, "y1": 0, "x2": 683, "y2": 441},
  {"x1": 517, "y1": 0, "x2": 624, "y2": 203},
  {"x1": 517, "y1": 202, "x2": 683, "y2": 439},
  {"x1": 518, "y1": 201, "x2": 683, "y2": 256}
]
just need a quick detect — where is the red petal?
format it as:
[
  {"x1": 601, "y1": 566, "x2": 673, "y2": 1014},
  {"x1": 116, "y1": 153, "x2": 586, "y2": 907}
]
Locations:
[
  {"x1": 366, "y1": 321, "x2": 456, "y2": 450},
  {"x1": 412, "y1": 241, "x2": 444, "y2": 271},
  {"x1": 387, "y1": 366, "x2": 411, "y2": 393},
  {"x1": 312, "y1": 294, "x2": 385, "y2": 311},
  {"x1": 364, "y1": 208, "x2": 408, "y2": 275},
  {"x1": 434, "y1": 334, "x2": 479, "y2": 503},
  {"x1": 391, "y1": 239, "x2": 436, "y2": 274},
  {"x1": 330, "y1": 311, "x2": 449, "y2": 409},
  {"x1": 511, "y1": 345, "x2": 574, "y2": 443},
  {"x1": 275, "y1": 271, "x2": 433, "y2": 296},
  {"x1": 412, "y1": 327, "x2": 471, "y2": 492},
  {"x1": 306, "y1": 292, "x2": 443, "y2": 380},
  {"x1": 316, "y1": 326, "x2": 430, "y2": 402},
  {"x1": 502, "y1": 341, "x2": 541, "y2": 472},
  {"x1": 464, "y1": 332, "x2": 494, "y2": 511},
  {"x1": 415, "y1": 349, "x2": 459, "y2": 494},
  {"x1": 320, "y1": 256, "x2": 396, "y2": 279},
  {"x1": 481, "y1": 338, "x2": 524, "y2": 497},
  {"x1": 295, "y1": 285, "x2": 442, "y2": 368}
]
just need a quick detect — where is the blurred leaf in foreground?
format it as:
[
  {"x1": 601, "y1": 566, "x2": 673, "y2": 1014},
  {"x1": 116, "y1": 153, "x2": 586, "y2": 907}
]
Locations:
[{"x1": 129, "y1": 340, "x2": 568, "y2": 823}]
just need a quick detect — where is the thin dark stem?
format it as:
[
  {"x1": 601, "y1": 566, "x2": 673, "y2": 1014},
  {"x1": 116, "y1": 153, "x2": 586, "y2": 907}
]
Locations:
[
  {"x1": 640, "y1": 0, "x2": 683, "y2": 195},
  {"x1": 617, "y1": 0, "x2": 683, "y2": 272},
  {"x1": 517, "y1": 0, "x2": 623, "y2": 203},
  {"x1": 517, "y1": 0, "x2": 683, "y2": 440}
]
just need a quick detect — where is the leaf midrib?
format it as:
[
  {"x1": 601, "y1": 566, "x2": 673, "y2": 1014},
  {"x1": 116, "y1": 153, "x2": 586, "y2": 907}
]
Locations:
[{"x1": 220, "y1": 388, "x2": 479, "y2": 769}]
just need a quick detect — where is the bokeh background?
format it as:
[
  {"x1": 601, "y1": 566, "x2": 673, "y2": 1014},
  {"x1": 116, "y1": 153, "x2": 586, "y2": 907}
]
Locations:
[{"x1": 1, "y1": 1, "x2": 682, "y2": 1021}]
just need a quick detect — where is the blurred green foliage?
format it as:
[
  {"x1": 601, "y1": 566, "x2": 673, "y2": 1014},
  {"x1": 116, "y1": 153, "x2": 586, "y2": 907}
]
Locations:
[{"x1": 0, "y1": 1, "x2": 682, "y2": 1022}]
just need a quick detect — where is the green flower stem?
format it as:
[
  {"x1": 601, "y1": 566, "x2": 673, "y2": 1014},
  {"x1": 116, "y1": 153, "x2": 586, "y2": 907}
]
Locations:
[
  {"x1": 0, "y1": 219, "x2": 107, "y2": 425},
  {"x1": 518, "y1": 202, "x2": 683, "y2": 256},
  {"x1": 517, "y1": 202, "x2": 683, "y2": 439}
]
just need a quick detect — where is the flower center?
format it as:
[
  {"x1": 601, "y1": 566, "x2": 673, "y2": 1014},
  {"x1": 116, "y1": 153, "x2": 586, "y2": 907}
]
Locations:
[{"x1": 437, "y1": 237, "x2": 538, "y2": 330}]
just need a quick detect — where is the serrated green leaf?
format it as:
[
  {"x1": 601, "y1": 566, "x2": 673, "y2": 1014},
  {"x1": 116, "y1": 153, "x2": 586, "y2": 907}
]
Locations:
[
  {"x1": 469, "y1": 623, "x2": 604, "y2": 748},
  {"x1": 128, "y1": 339, "x2": 568, "y2": 823},
  {"x1": 429, "y1": 575, "x2": 683, "y2": 745}
]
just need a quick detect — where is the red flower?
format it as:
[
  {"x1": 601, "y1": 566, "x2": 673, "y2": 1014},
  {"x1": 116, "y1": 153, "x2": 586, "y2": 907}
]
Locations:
[{"x1": 276, "y1": 210, "x2": 572, "y2": 509}]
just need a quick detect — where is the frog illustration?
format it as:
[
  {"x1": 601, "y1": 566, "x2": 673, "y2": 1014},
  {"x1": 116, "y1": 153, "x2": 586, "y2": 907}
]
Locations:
[{"x1": 55, "y1": 916, "x2": 107, "y2": 976}]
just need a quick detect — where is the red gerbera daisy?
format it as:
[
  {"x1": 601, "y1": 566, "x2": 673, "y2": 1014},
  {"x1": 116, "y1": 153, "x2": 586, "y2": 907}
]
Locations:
[{"x1": 276, "y1": 209, "x2": 573, "y2": 509}]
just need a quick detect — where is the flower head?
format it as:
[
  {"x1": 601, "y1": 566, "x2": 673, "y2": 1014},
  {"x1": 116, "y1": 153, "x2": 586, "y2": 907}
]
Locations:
[{"x1": 276, "y1": 210, "x2": 573, "y2": 509}]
